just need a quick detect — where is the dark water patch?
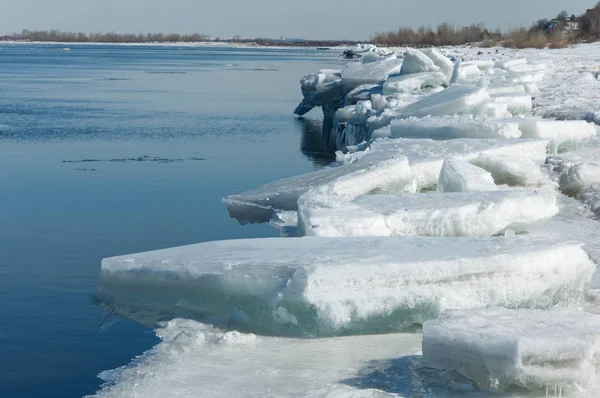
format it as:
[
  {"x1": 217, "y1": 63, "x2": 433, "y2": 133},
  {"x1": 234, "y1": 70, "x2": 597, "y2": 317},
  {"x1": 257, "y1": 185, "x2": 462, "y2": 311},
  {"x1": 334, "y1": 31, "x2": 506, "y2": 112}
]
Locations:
[
  {"x1": 63, "y1": 155, "x2": 207, "y2": 164},
  {"x1": 229, "y1": 68, "x2": 281, "y2": 72},
  {"x1": 145, "y1": 71, "x2": 187, "y2": 74},
  {"x1": 94, "y1": 78, "x2": 131, "y2": 81}
]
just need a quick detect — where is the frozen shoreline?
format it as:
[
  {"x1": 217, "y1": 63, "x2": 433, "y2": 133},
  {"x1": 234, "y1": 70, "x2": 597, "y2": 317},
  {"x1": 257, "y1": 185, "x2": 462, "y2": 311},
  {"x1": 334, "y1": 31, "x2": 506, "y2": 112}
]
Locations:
[{"x1": 94, "y1": 42, "x2": 600, "y2": 397}]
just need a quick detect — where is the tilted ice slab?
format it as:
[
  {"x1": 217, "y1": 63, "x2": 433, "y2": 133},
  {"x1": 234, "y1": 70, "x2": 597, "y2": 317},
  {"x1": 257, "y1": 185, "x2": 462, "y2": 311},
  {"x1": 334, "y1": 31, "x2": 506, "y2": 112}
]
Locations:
[
  {"x1": 518, "y1": 119, "x2": 597, "y2": 154},
  {"x1": 472, "y1": 154, "x2": 552, "y2": 188},
  {"x1": 374, "y1": 115, "x2": 522, "y2": 140},
  {"x1": 99, "y1": 236, "x2": 594, "y2": 336},
  {"x1": 341, "y1": 56, "x2": 403, "y2": 88},
  {"x1": 338, "y1": 138, "x2": 548, "y2": 191},
  {"x1": 398, "y1": 85, "x2": 490, "y2": 118},
  {"x1": 223, "y1": 151, "x2": 412, "y2": 223},
  {"x1": 382, "y1": 72, "x2": 447, "y2": 94},
  {"x1": 93, "y1": 318, "x2": 424, "y2": 398},
  {"x1": 423, "y1": 308, "x2": 600, "y2": 394},
  {"x1": 421, "y1": 48, "x2": 454, "y2": 79},
  {"x1": 298, "y1": 190, "x2": 558, "y2": 238},
  {"x1": 438, "y1": 158, "x2": 497, "y2": 192},
  {"x1": 399, "y1": 48, "x2": 442, "y2": 75}
]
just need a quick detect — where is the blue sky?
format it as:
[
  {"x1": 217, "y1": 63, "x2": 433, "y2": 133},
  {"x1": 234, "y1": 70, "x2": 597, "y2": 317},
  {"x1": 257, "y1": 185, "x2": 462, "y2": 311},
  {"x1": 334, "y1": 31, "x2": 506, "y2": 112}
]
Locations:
[{"x1": 2, "y1": 0, "x2": 595, "y2": 40}]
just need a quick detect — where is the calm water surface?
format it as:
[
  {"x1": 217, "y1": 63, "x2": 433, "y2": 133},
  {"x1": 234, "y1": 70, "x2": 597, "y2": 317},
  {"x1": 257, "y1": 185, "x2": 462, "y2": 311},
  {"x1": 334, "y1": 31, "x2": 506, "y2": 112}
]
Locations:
[{"x1": 0, "y1": 43, "x2": 342, "y2": 397}]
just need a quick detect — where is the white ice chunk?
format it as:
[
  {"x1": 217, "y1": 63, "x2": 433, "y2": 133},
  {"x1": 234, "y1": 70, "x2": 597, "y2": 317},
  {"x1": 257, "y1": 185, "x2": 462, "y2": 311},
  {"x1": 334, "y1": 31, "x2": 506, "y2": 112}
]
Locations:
[
  {"x1": 93, "y1": 318, "x2": 423, "y2": 398},
  {"x1": 497, "y1": 58, "x2": 527, "y2": 70},
  {"x1": 342, "y1": 56, "x2": 403, "y2": 88},
  {"x1": 423, "y1": 308, "x2": 600, "y2": 393},
  {"x1": 492, "y1": 94, "x2": 532, "y2": 115},
  {"x1": 370, "y1": 93, "x2": 388, "y2": 111},
  {"x1": 472, "y1": 154, "x2": 551, "y2": 187},
  {"x1": 299, "y1": 190, "x2": 557, "y2": 238},
  {"x1": 438, "y1": 158, "x2": 498, "y2": 192},
  {"x1": 399, "y1": 48, "x2": 441, "y2": 75},
  {"x1": 456, "y1": 63, "x2": 481, "y2": 83},
  {"x1": 361, "y1": 52, "x2": 385, "y2": 63},
  {"x1": 487, "y1": 85, "x2": 526, "y2": 96},
  {"x1": 421, "y1": 48, "x2": 454, "y2": 79},
  {"x1": 524, "y1": 83, "x2": 539, "y2": 95},
  {"x1": 482, "y1": 102, "x2": 512, "y2": 118},
  {"x1": 399, "y1": 85, "x2": 490, "y2": 118},
  {"x1": 518, "y1": 119, "x2": 597, "y2": 154},
  {"x1": 381, "y1": 116, "x2": 522, "y2": 140},
  {"x1": 463, "y1": 59, "x2": 494, "y2": 71},
  {"x1": 100, "y1": 236, "x2": 595, "y2": 335},
  {"x1": 223, "y1": 151, "x2": 412, "y2": 223},
  {"x1": 382, "y1": 72, "x2": 447, "y2": 94},
  {"x1": 339, "y1": 138, "x2": 548, "y2": 191}
]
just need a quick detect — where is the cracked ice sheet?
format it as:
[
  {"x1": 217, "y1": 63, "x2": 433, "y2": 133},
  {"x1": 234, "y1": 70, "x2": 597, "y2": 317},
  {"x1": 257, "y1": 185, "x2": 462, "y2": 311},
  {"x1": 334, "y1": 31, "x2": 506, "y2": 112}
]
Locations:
[
  {"x1": 298, "y1": 190, "x2": 558, "y2": 238},
  {"x1": 99, "y1": 236, "x2": 594, "y2": 336},
  {"x1": 93, "y1": 318, "x2": 423, "y2": 398},
  {"x1": 338, "y1": 138, "x2": 548, "y2": 191}
]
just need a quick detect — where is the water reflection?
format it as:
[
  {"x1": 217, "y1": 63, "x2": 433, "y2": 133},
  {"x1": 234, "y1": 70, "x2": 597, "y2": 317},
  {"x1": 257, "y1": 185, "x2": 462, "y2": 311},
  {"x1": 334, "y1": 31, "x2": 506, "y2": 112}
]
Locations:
[{"x1": 296, "y1": 117, "x2": 337, "y2": 167}]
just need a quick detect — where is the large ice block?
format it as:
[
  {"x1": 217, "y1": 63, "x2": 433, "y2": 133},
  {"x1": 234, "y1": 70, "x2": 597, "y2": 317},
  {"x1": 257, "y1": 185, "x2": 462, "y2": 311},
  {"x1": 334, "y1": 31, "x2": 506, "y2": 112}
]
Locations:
[
  {"x1": 298, "y1": 190, "x2": 558, "y2": 237},
  {"x1": 438, "y1": 158, "x2": 498, "y2": 192},
  {"x1": 492, "y1": 94, "x2": 532, "y2": 115},
  {"x1": 338, "y1": 138, "x2": 549, "y2": 191},
  {"x1": 100, "y1": 236, "x2": 594, "y2": 336},
  {"x1": 518, "y1": 119, "x2": 597, "y2": 153},
  {"x1": 399, "y1": 48, "x2": 442, "y2": 75},
  {"x1": 399, "y1": 85, "x2": 490, "y2": 118},
  {"x1": 223, "y1": 153, "x2": 412, "y2": 223},
  {"x1": 376, "y1": 116, "x2": 522, "y2": 140},
  {"x1": 342, "y1": 56, "x2": 403, "y2": 88},
  {"x1": 423, "y1": 308, "x2": 600, "y2": 393}
]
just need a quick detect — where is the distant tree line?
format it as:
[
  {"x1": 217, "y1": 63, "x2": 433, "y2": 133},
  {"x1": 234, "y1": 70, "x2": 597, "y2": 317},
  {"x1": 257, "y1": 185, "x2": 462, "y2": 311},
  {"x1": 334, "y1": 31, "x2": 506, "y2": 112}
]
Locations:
[
  {"x1": 372, "y1": 2, "x2": 600, "y2": 49},
  {"x1": 4, "y1": 30, "x2": 212, "y2": 43},
  {"x1": 372, "y1": 23, "x2": 497, "y2": 47}
]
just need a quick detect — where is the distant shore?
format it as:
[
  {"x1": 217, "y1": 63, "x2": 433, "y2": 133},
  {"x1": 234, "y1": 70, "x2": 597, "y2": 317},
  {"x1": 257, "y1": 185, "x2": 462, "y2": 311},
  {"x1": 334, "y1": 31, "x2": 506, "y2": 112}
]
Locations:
[{"x1": 0, "y1": 40, "x2": 350, "y2": 50}]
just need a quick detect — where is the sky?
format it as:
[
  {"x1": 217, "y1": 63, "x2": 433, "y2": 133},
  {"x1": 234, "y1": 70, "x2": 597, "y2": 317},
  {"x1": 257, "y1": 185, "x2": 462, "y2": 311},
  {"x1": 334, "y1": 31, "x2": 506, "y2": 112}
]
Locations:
[{"x1": 2, "y1": 0, "x2": 596, "y2": 40}]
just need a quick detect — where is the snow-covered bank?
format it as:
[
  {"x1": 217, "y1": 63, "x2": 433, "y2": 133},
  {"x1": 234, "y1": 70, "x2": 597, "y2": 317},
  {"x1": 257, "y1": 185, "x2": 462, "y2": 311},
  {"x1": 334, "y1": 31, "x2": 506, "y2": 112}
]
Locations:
[{"x1": 294, "y1": 42, "x2": 600, "y2": 151}]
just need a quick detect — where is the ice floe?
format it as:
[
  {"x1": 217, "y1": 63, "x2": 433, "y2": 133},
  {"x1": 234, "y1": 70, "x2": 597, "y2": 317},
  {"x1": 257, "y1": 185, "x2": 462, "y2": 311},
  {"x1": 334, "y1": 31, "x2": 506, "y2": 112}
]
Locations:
[{"x1": 100, "y1": 236, "x2": 593, "y2": 336}]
